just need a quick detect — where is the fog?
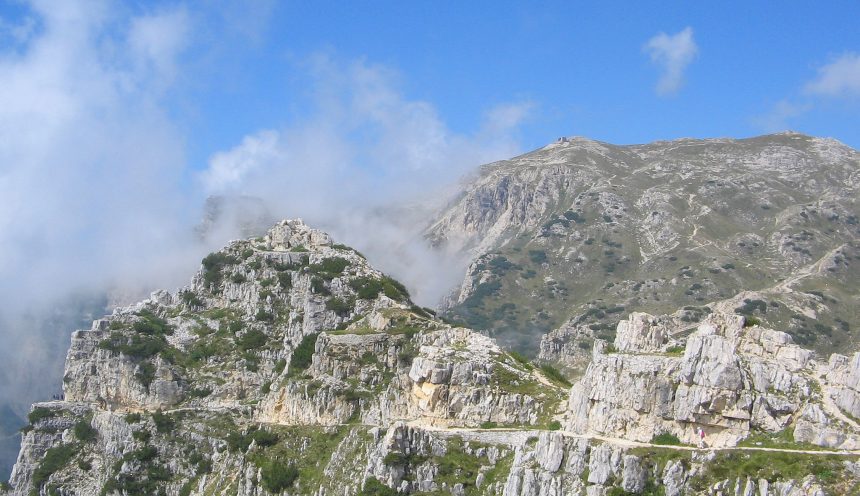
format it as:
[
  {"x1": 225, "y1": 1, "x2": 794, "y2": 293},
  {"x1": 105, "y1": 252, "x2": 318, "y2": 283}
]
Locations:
[{"x1": 0, "y1": 1, "x2": 527, "y2": 474}]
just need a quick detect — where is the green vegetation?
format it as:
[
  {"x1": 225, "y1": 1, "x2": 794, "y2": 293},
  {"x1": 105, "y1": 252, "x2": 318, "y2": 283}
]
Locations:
[
  {"x1": 326, "y1": 297, "x2": 353, "y2": 315},
  {"x1": 73, "y1": 420, "x2": 97, "y2": 442},
  {"x1": 237, "y1": 329, "x2": 267, "y2": 351},
  {"x1": 288, "y1": 333, "x2": 319, "y2": 376},
  {"x1": 665, "y1": 345, "x2": 685, "y2": 355},
  {"x1": 226, "y1": 427, "x2": 280, "y2": 452},
  {"x1": 124, "y1": 413, "x2": 142, "y2": 424},
  {"x1": 651, "y1": 433, "x2": 682, "y2": 446},
  {"x1": 547, "y1": 420, "x2": 562, "y2": 431},
  {"x1": 259, "y1": 461, "x2": 299, "y2": 493},
  {"x1": 27, "y1": 407, "x2": 55, "y2": 425},
  {"x1": 358, "y1": 478, "x2": 398, "y2": 495},
  {"x1": 349, "y1": 275, "x2": 410, "y2": 301},
  {"x1": 311, "y1": 276, "x2": 330, "y2": 295},
  {"x1": 309, "y1": 257, "x2": 350, "y2": 279},
  {"x1": 31, "y1": 443, "x2": 79, "y2": 493},
  {"x1": 690, "y1": 450, "x2": 845, "y2": 491},
  {"x1": 539, "y1": 364, "x2": 571, "y2": 387},
  {"x1": 151, "y1": 411, "x2": 174, "y2": 433},
  {"x1": 201, "y1": 252, "x2": 237, "y2": 290},
  {"x1": 135, "y1": 362, "x2": 156, "y2": 389}
]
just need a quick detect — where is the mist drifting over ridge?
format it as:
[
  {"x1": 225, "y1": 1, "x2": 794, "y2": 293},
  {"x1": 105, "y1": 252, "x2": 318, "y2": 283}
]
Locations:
[{"x1": 0, "y1": 1, "x2": 529, "y2": 472}]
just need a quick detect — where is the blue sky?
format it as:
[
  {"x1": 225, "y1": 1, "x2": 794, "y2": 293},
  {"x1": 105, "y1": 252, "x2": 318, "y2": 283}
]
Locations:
[{"x1": 168, "y1": 0, "x2": 860, "y2": 163}]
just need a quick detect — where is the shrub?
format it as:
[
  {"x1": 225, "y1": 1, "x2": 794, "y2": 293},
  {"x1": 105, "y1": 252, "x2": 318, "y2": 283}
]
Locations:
[
  {"x1": 98, "y1": 332, "x2": 167, "y2": 360},
  {"x1": 548, "y1": 420, "x2": 562, "y2": 431},
  {"x1": 381, "y1": 276, "x2": 409, "y2": 301},
  {"x1": 277, "y1": 272, "x2": 292, "y2": 289},
  {"x1": 311, "y1": 276, "x2": 330, "y2": 295},
  {"x1": 231, "y1": 273, "x2": 247, "y2": 284},
  {"x1": 238, "y1": 329, "x2": 268, "y2": 351},
  {"x1": 508, "y1": 351, "x2": 532, "y2": 369},
  {"x1": 743, "y1": 316, "x2": 762, "y2": 328},
  {"x1": 528, "y1": 250, "x2": 548, "y2": 264},
  {"x1": 288, "y1": 333, "x2": 319, "y2": 376},
  {"x1": 180, "y1": 290, "x2": 202, "y2": 307},
  {"x1": 651, "y1": 433, "x2": 682, "y2": 445},
  {"x1": 201, "y1": 252, "x2": 237, "y2": 289},
  {"x1": 132, "y1": 430, "x2": 151, "y2": 442},
  {"x1": 32, "y1": 443, "x2": 79, "y2": 490},
  {"x1": 28, "y1": 407, "x2": 55, "y2": 425},
  {"x1": 259, "y1": 460, "x2": 299, "y2": 493},
  {"x1": 273, "y1": 359, "x2": 287, "y2": 375},
  {"x1": 255, "y1": 308, "x2": 275, "y2": 323},
  {"x1": 124, "y1": 413, "x2": 142, "y2": 424},
  {"x1": 359, "y1": 478, "x2": 398, "y2": 496},
  {"x1": 73, "y1": 420, "x2": 97, "y2": 442},
  {"x1": 326, "y1": 297, "x2": 353, "y2": 315},
  {"x1": 135, "y1": 362, "x2": 156, "y2": 389},
  {"x1": 309, "y1": 257, "x2": 350, "y2": 279},
  {"x1": 151, "y1": 411, "x2": 174, "y2": 433},
  {"x1": 350, "y1": 277, "x2": 384, "y2": 299},
  {"x1": 480, "y1": 421, "x2": 498, "y2": 429}
]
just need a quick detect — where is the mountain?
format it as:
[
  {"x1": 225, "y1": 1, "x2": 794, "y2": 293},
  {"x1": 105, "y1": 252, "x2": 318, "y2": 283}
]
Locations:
[
  {"x1": 428, "y1": 132, "x2": 860, "y2": 370},
  {"x1": 5, "y1": 219, "x2": 860, "y2": 495}
]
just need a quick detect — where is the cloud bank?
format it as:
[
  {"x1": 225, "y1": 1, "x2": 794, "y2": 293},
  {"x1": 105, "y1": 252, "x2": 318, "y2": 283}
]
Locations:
[{"x1": 643, "y1": 27, "x2": 698, "y2": 96}]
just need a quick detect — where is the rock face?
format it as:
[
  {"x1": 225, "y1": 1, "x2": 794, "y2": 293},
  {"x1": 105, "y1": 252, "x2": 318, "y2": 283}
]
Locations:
[
  {"x1": 429, "y1": 133, "x2": 860, "y2": 358},
  {"x1": 2, "y1": 220, "x2": 569, "y2": 496},
  {"x1": 566, "y1": 310, "x2": 860, "y2": 453}
]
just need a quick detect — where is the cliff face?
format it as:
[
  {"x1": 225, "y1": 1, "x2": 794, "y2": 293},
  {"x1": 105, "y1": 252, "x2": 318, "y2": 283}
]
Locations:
[{"x1": 5, "y1": 219, "x2": 860, "y2": 496}]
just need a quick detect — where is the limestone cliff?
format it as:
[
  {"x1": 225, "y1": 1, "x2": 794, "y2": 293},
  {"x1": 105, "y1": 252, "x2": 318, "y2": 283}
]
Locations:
[{"x1": 3, "y1": 220, "x2": 859, "y2": 496}]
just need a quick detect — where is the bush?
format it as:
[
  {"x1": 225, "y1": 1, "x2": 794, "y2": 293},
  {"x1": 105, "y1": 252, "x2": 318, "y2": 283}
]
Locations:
[
  {"x1": 73, "y1": 420, "x2": 97, "y2": 442},
  {"x1": 255, "y1": 307, "x2": 275, "y2": 323},
  {"x1": 381, "y1": 276, "x2": 410, "y2": 301},
  {"x1": 326, "y1": 297, "x2": 353, "y2": 315},
  {"x1": 743, "y1": 316, "x2": 762, "y2": 328},
  {"x1": 151, "y1": 411, "x2": 174, "y2": 433},
  {"x1": 311, "y1": 276, "x2": 330, "y2": 295},
  {"x1": 547, "y1": 420, "x2": 562, "y2": 431},
  {"x1": 350, "y1": 277, "x2": 384, "y2": 299},
  {"x1": 528, "y1": 250, "x2": 547, "y2": 264},
  {"x1": 651, "y1": 433, "x2": 682, "y2": 446},
  {"x1": 32, "y1": 443, "x2": 78, "y2": 490},
  {"x1": 359, "y1": 478, "x2": 398, "y2": 496},
  {"x1": 201, "y1": 252, "x2": 237, "y2": 289},
  {"x1": 309, "y1": 257, "x2": 350, "y2": 279},
  {"x1": 480, "y1": 421, "x2": 498, "y2": 429},
  {"x1": 277, "y1": 272, "x2": 292, "y2": 289},
  {"x1": 238, "y1": 329, "x2": 268, "y2": 351},
  {"x1": 28, "y1": 407, "x2": 55, "y2": 425},
  {"x1": 124, "y1": 413, "x2": 142, "y2": 424},
  {"x1": 259, "y1": 460, "x2": 299, "y2": 493},
  {"x1": 288, "y1": 333, "x2": 319, "y2": 376},
  {"x1": 98, "y1": 332, "x2": 168, "y2": 360},
  {"x1": 132, "y1": 430, "x2": 151, "y2": 442},
  {"x1": 135, "y1": 362, "x2": 156, "y2": 389}
]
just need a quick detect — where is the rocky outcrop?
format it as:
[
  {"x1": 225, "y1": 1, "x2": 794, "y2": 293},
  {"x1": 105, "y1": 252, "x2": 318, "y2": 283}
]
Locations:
[{"x1": 566, "y1": 311, "x2": 832, "y2": 447}]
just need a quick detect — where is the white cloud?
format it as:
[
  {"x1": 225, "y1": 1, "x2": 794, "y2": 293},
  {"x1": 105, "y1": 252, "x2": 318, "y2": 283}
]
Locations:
[
  {"x1": 643, "y1": 27, "x2": 698, "y2": 96},
  {"x1": 751, "y1": 99, "x2": 811, "y2": 132},
  {"x1": 805, "y1": 52, "x2": 860, "y2": 99},
  {"x1": 199, "y1": 56, "x2": 531, "y2": 304},
  {"x1": 0, "y1": 0, "x2": 202, "y2": 416}
]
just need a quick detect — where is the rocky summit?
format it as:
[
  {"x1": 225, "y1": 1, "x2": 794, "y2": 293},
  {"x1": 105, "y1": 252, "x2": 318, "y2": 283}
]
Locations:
[{"x1": 4, "y1": 133, "x2": 860, "y2": 496}]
